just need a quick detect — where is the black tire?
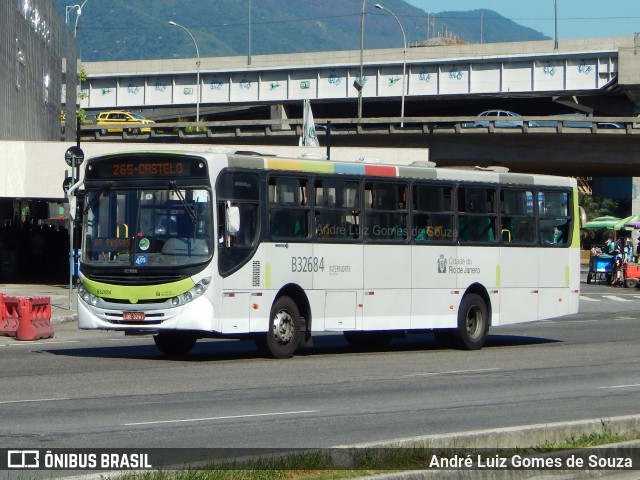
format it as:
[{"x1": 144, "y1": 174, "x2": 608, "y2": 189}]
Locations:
[
  {"x1": 454, "y1": 293, "x2": 489, "y2": 350},
  {"x1": 263, "y1": 296, "x2": 301, "y2": 359},
  {"x1": 625, "y1": 278, "x2": 638, "y2": 288},
  {"x1": 344, "y1": 331, "x2": 394, "y2": 348},
  {"x1": 153, "y1": 332, "x2": 197, "y2": 356}
]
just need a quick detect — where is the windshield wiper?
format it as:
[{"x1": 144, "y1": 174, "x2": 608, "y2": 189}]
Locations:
[
  {"x1": 169, "y1": 181, "x2": 199, "y2": 226},
  {"x1": 84, "y1": 182, "x2": 112, "y2": 214}
]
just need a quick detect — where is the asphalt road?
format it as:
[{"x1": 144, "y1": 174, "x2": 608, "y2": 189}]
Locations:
[{"x1": 1, "y1": 281, "x2": 639, "y2": 457}]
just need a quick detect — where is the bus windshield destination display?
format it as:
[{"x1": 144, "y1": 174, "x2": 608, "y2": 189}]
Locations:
[{"x1": 85, "y1": 155, "x2": 207, "y2": 180}]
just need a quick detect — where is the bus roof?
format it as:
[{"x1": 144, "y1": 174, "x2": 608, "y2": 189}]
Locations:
[{"x1": 84, "y1": 150, "x2": 576, "y2": 188}]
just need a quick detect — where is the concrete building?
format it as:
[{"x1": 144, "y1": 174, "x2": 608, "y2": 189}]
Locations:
[{"x1": 0, "y1": 0, "x2": 77, "y2": 281}]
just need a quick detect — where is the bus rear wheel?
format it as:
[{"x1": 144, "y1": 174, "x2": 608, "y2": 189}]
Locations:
[
  {"x1": 153, "y1": 332, "x2": 197, "y2": 356},
  {"x1": 261, "y1": 296, "x2": 301, "y2": 359},
  {"x1": 455, "y1": 293, "x2": 489, "y2": 350}
]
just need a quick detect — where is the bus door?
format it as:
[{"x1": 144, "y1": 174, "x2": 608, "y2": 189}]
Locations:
[
  {"x1": 499, "y1": 188, "x2": 539, "y2": 324},
  {"x1": 312, "y1": 178, "x2": 362, "y2": 330}
]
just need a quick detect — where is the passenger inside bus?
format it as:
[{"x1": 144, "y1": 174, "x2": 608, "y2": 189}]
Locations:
[
  {"x1": 270, "y1": 209, "x2": 306, "y2": 238},
  {"x1": 161, "y1": 215, "x2": 209, "y2": 258},
  {"x1": 553, "y1": 223, "x2": 569, "y2": 244}
]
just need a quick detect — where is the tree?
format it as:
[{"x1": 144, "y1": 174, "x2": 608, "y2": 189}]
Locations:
[{"x1": 579, "y1": 192, "x2": 619, "y2": 220}]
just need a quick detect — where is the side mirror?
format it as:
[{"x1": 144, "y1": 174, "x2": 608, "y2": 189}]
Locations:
[
  {"x1": 579, "y1": 206, "x2": 587, "y2": 229},
  {"x1": 226, "y1": 202, "x2": 240, "y2": 233}
]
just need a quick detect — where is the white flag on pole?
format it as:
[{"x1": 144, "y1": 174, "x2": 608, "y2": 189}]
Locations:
[{"x1": 299, "y1": 98, "x2": 319, "y2": 147}]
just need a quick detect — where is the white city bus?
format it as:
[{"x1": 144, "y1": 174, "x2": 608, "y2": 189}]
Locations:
[{"x1": 75, "y1": 150, "x2": 580, "y2": 358}]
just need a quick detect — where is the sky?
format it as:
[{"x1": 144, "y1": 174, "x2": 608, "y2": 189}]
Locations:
[{"x1": 405, "y1": 0, "x2": 640, "y2": 40}]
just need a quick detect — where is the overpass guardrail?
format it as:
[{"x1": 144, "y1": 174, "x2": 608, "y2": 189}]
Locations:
[{"x1": 76, "y1": 116, "x2": 640, "y2": 142}]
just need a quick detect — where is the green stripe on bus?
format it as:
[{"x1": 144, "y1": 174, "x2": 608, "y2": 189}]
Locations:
[
  {"x1": 265, "y1": 263, "x2": 271, "y2": 288},
  {"x1": 266, "y1": 157, "x2": 336, "y2": 173},
  {"x1": 82, "y1": 277, "x2": 195, "y2": 304}
]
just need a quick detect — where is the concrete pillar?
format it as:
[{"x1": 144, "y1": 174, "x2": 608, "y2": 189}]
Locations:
[{"x1": 270, "y1": 104, "x2": 290, "y2": 131}]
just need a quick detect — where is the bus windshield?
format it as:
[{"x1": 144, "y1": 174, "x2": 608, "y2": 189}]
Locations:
[{"x1": 82, "y1": 186, "x2": 213, "y2": 268}]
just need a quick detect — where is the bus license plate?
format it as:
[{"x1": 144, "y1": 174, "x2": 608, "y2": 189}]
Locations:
[{"x1": 123, "y1": 311, "x2": 145, "y2": 321}]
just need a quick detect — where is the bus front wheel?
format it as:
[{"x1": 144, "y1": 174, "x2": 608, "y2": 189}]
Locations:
[
  {"x1": 262, "y1": 296, "x2": 301, "y2": 359},
  {"x1": 153, "y1": 332, "x2": 197, "y2": 356},
  {"x1": 455, "y1": 293, "x2": 489, "y2": 350}
]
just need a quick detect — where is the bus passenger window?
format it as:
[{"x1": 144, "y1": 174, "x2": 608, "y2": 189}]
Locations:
[
  {"x1": 314, "y1": 179, "x2": 360, "y2": 241},
  {"x1": 364, "y1": 181, "x2": 408, "y2": 242},
  {"x1": 538, "y1": 190, "x2": 571, "y2": 247},
  {"x1": 457, "y1": 186, "x2": 497, "y2": 243},
  {"x1": 412, "y1": 184, "x2": 454, "y2": 243},
  {"x1": 500, "y1": 189, "x2": 535, "y2": 244},
  {"x1": 270, "y1": 209, "x2": 307, "y2": 238}
]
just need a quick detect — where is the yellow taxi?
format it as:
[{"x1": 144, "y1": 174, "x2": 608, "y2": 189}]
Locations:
[{"x1": 96, "y1": 110, "x2": 155, "y2": 134}]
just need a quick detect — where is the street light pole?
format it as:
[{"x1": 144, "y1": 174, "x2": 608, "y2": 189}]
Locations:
[
  {"x1": 247, "y1": 0, "x2": 252, "y2": 65},
  {"x1": 74, "y1": 0, "x2": 88, "y2": 38},
  {"x1": 375, "y1": 3, "x2": 406, "y2": 127},
  {"x1": 553, "y1": 0, "x2": 559, "y2": 50},
  {"x1": 65, "y1": 1, "x2": 88, "y2": 38},
  {"x1": 169, "y1": 20, "x2": 200, "y2": 122},
  {"x1": 357, "y1": 0, "x2": 366, "y2": 119}
]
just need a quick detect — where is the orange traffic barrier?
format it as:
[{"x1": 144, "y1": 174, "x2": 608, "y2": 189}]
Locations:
[
  {"x1": 11, "y1": 296, "x2": 54, "y2": 341},
  {"x1": 0, "y1": 293, "x2": 19, "y2": 337}
]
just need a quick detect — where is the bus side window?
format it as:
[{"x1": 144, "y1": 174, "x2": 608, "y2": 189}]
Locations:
[
  {"x1": 500, "y1": 189, "x2": 535, "y2": 244},
  {"x1": 268, "y1": 176, "x2": 309, "y2": 240},
  {"x1": 412, "y1": 184, "x2": 454, "y2": 243},
  {"x1": 538, "y1": 190, "x2": 571, "y2": 246},
  {"x1": 458, "y1": 186, "x2": 496, "y2": 243},
  {"x1": 314, "y1": 179, "x2": 360, "y2": 241}
]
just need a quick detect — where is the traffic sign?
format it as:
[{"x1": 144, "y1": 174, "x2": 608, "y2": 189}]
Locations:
[
  {"x1": 62, "y1": 176, "x2": 74, "y2": 194},
  {"x1": 64, "y1": 146, "x2": 84, "y2": 167}
]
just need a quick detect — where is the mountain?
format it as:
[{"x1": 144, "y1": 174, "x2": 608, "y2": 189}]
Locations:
[{"x1": 55, "y1": 0, "x2": 549, "y2": 62}]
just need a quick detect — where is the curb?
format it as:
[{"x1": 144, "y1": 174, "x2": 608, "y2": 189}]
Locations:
[
  {"x1": 345, "y1": 415, "x2": 640, "y2": 479},
  {"x1": 338, "y1": 414, "x2": 640, "y2": 450},
  {"x1": 52, "y1": 314, "x2": 77, "y2": 325}
]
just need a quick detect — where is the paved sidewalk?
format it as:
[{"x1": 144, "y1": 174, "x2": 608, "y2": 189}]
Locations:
[{"x1": 0, "y1": 283, "x2": 77, "y2": 324}]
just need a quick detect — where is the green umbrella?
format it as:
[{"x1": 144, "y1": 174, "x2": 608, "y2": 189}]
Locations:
[
  {"x1": 584, "y1": 216, "x2": 622, "y2": 231},
  {"x1": 614, "y1": 214, "x2": 640, "y2": 230}
]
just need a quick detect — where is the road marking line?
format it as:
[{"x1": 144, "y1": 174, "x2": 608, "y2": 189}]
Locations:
[
  {"x1": 598, "y1": 384, "x2": 640, "y2": 390},
  {"x1": 402, "y1": 368, "x2": 500, "y2": 378},
  {"x1": 545, "y1": 319, "x2": 599, "y2": 324},
  {"x1": 5, "y1": 340, "x2": 80, "y2": 346},
  {"x1": 579, "y1": 296, "x2": 599, "y2": 302},
  {"x1": 123, "y1": 410, "x2": 318, "y2": 426},
  {"x1": 602, "y1": 295, "x2": 632, "y2": 302},
  {"x1": 0, "y1": 398, "x2": 71, "y2": 405}
]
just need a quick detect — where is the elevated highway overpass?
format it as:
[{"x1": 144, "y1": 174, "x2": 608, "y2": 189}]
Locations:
[{"x1": 80, "y1": 36, "x2": 640, "y2": 120}]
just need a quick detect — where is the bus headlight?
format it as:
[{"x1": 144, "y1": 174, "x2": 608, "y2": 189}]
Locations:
[
  {"x1": 171, "y1": 277, "x2": 211, "y2": 307},
  {"x1": 79, "y1": 284, "x2": 100, "y2": 306}
]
